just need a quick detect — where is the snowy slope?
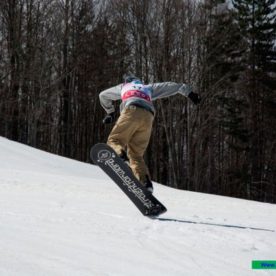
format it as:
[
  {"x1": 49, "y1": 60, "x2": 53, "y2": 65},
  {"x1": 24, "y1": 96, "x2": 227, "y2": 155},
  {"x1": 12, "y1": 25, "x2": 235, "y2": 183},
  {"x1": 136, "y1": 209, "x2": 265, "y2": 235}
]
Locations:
[{"x1": 0, "y1": 136, "x2": 275, "y2": 276}]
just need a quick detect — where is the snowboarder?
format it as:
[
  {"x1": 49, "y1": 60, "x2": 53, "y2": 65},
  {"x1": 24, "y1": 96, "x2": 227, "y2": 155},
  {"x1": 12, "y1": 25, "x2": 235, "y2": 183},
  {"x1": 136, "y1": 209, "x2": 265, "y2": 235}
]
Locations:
[{"x1": 99, "y1": 75, "x2": 200, "y2": 193}]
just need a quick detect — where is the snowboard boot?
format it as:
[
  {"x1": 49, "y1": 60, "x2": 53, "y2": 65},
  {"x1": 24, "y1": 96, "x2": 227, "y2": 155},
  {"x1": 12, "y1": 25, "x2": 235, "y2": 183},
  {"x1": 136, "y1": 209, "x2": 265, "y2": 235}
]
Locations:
[
  {"x1": 119, "y1": 150, "x2": 130, "y2": 166},
  {"x1": 143, "y1": 175, "x2": 153, "y2": 193}
]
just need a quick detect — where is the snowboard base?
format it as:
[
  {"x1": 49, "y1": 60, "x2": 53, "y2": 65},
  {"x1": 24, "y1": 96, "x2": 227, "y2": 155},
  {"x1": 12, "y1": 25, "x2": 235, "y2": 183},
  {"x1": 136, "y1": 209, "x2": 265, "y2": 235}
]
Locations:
[{"x1": 90, "y1": 143, "x2": 167, "y2": 217}]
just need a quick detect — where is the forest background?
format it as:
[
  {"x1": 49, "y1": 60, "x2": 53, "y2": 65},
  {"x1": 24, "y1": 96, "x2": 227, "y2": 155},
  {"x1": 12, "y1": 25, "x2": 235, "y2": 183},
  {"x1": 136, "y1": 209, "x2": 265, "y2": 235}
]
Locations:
[{"x1": 0, "y1": 0, "x2": 275, "y2": 203}]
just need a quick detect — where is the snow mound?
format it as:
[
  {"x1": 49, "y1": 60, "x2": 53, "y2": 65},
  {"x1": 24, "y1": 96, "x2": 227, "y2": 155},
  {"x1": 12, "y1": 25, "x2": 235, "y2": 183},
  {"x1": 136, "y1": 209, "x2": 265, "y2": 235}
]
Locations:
[{"x1": 0, "y1": 136, "x2": 275, "y2": 276}]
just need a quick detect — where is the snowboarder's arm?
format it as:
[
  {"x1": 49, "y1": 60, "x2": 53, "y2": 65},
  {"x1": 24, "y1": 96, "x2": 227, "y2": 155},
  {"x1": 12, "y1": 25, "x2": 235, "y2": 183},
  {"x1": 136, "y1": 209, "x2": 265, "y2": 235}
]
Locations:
[
  {"x1": 150, "y1": 82, "x2": 192, "y2": 100},
  {"x1": 99, "y1": 84, "x2": 122, "y2": 114},
  {"x1": 150, "y1": 82, "x2": 200, "y2": 104}
]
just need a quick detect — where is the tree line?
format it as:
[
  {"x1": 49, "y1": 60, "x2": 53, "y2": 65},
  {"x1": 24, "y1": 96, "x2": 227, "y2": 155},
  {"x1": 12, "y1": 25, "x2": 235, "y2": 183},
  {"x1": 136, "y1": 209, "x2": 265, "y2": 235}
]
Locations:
[{"x1": 0, "y1": 0, "x2": 275, "y2": 203}]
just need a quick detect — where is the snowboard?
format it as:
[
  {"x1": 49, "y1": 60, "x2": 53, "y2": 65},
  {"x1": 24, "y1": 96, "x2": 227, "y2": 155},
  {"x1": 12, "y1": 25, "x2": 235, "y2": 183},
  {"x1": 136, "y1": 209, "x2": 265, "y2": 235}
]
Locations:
[{"x1": 90, "y1": 143, "x2": 167, "y2": 217}]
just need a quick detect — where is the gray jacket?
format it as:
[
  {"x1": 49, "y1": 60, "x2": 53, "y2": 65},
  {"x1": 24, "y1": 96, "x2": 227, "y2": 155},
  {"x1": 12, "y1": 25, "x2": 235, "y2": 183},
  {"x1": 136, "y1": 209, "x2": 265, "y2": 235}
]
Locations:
[{"x1": 99, "y1": 82, "x2": 192, "y2": 115}]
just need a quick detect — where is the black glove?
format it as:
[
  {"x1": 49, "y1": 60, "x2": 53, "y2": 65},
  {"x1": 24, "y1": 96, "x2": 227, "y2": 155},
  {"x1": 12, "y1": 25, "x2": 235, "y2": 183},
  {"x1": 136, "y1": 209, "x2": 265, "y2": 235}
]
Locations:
[
  {"x1": 103, "y1": 112, "x2": 115, "y2": 124},
  {"x1": 188, "y1": 91, "x2": 201, "y2": 105}
]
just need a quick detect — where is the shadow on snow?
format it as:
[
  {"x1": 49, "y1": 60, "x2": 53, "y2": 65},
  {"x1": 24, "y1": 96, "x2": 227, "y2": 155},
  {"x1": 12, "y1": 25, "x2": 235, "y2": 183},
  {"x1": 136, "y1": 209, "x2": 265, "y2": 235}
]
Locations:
[{"x1": 151, "y1": 217, "x2": 275, "y2": 232}]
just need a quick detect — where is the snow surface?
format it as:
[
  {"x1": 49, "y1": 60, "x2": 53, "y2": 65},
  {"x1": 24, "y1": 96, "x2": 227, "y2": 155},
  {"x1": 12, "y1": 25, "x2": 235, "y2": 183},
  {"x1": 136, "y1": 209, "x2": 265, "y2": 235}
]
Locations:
[{"x1": 0, "y1": 136, "x2": 275, "y2": 276}]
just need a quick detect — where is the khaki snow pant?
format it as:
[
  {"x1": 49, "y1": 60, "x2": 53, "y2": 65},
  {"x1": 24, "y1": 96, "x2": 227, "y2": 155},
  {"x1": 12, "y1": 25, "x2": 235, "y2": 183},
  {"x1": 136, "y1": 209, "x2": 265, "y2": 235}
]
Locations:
[{"x1": 107, "y1": 105, "x2": 154, "y2": 183}]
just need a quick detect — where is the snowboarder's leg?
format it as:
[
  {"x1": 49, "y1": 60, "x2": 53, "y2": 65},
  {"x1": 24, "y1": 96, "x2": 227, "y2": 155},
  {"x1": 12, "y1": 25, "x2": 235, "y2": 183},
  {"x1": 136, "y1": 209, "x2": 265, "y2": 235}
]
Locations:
[
  {"x1": 127, "y1": 108, "x2": 154, "y2": 187},
  {"x1": 107, "y1": 108, "x2": 136, "y2": 156}
]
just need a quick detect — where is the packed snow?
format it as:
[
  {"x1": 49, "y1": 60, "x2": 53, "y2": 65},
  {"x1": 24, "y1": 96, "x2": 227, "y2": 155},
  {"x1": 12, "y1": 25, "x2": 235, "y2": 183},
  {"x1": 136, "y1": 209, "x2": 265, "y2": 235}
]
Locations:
[{"x1": 0, "y1": 136, "x2": 275, "y2": 276}]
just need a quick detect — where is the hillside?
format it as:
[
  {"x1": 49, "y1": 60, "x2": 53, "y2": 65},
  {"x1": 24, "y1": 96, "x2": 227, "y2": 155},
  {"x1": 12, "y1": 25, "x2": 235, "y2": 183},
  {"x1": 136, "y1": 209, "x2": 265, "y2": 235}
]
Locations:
[{"x1": 0, "y1": 137, "x2": 275, "y2": 276}]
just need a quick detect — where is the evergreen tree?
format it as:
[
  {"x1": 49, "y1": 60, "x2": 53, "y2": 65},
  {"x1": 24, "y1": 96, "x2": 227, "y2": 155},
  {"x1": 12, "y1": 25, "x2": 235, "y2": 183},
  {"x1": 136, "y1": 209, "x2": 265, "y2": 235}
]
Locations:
[
  {"x1": 232, "y1": 0, "x2": 276, "y2": 72},
  {"x1": 232, "y1": 0, "x2": 276, "y2": 201},
  {"x1": 194, "y1": 0, "x2": 250, "y2": 197}
]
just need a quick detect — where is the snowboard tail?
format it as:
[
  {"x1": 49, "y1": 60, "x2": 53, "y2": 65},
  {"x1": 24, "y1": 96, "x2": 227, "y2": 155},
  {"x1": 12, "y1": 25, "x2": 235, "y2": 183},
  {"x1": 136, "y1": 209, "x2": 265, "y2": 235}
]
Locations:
[{"x1": 90, "y1": 143, "x2": 167, "y2": 217}]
